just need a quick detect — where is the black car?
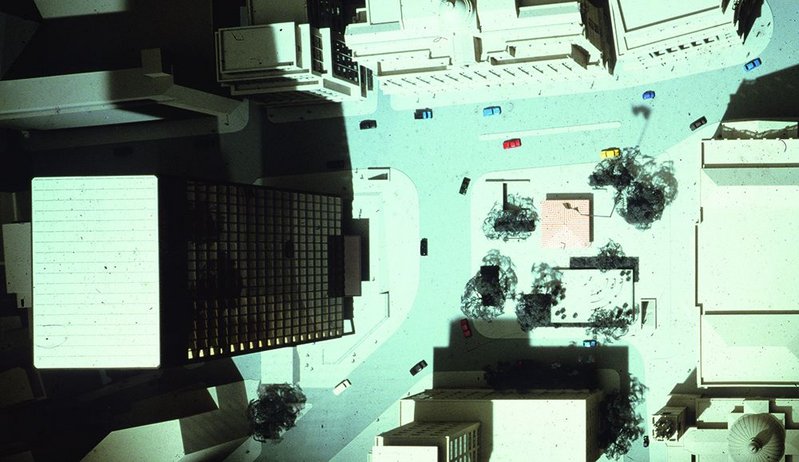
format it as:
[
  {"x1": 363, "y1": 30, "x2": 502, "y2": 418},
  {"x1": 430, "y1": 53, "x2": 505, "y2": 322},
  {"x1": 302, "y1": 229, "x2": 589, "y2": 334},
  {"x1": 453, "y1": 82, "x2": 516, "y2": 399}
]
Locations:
[
  {"x1": 414, "y1": 108, "x2": 433, "y2": 120},
  {"x1": 359, "y1": 119, "x2": 377, "y2": 130},
  {"x1": 410, "y1": 360, "x2": 428, "y2": 376},
  {"x1": 420, "y1": 238, "x2": 428, "y2": 256},
  {"x1": 643, "y1": 435, "x2": 650, "y2": 448},
  {"x1": 689, "y1": 116, "x2": 707, "y2": 131},
  {"x1": 459, "y1": 177, "x2": 471, "y2": 195}
]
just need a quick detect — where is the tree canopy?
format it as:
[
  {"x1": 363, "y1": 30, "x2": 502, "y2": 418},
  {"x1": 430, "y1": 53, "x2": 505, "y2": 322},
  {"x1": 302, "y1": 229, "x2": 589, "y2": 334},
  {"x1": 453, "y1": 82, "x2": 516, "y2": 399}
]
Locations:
[
  {"x1": 461, "y1": 250, "x2": 518, "y2": 321},
  {"x1": 589, "y1": 147, "x2": 678, "y2": 230},
  {"x1": 247, "y1": 383, "x2": 307, "y2": 443},
  {"x1": 482, "y1": 193, "x2": 538, "y2": 241},
  {"x1": 515, "y1": 263, "x2": 565, "y2": 331},
  {"x1": 600, "y1": 374, "x2": 648, "y2": 460},
  {"x1": 654, "y1": 415, "x2": 677, "y2": 440},
  {"x1": 595, "y1": 240, "x2": 626, "y2": 272},
  {"x1": 586, "y1": 304, "x2": 635, "y2": 343}
]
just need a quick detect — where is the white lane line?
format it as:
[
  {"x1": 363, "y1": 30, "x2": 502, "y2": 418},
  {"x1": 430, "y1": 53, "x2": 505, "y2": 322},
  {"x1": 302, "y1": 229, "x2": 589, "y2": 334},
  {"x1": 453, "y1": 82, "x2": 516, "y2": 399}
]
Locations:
[{"x1": 480, "y1": 121, "x2": 622, "y2": 141}]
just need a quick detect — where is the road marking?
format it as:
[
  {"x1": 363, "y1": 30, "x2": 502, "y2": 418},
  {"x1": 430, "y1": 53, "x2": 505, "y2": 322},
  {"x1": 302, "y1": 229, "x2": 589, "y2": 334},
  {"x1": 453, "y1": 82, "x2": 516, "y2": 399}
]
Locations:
[{"x1": 480, "y1": 121, "x2": 622, "y2": 141}]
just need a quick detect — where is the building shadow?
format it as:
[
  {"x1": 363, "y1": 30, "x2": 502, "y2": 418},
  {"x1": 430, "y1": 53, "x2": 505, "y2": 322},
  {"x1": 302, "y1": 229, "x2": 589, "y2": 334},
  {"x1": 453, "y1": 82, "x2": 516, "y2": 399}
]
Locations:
[
  {"x1": 430, "y1": 317, "x2": 638, "y2": 460},
  {"x1": 734, "y1": 0, "x2": 765, "y2": 44},
  {"x1": 720, "y1": 64, "x2": 799, "y2": 122}
]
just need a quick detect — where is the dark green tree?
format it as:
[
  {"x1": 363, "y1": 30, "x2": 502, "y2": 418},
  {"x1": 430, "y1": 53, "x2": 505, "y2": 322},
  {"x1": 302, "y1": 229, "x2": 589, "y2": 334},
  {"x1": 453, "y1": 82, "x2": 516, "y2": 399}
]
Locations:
[
  {"x1": 588, "y1": 151, "x2": 639, "y2": 192},
  {"x1": 595, "y1": 240, "x2": 626, "y2": 272},
  {"x1": 617, "y1": 181, "x2": 667, "y2": 230},
  {"x1": 482, "y1": 193, "x2": 538, "y2": 242},
  {"x1": 654, "y1": 416, "x2": 677, "y2": 440},
  {"x1": 247, "y1": 383, "x2": 307, "y2": 443},
  {"x1": 589, "y1": 147, "x2": 678, "y2": 230},
  {"x1": 600, "y1": 374, "x2": 648, "y2": 460},
  {"x1": 586, "y1": 304, "x2": 635, "y2": 343},
  {"x1": 515, "y1": 263, "x2": 566, "y2": 331},
  {"x1": 461, "y1": 250, "x2": 517, "y2": 321}
]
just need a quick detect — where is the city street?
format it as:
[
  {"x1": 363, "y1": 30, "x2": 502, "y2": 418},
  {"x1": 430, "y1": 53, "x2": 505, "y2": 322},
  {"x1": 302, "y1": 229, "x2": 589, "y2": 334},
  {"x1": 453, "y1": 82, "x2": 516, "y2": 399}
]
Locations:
[{"x1": 237, "y1": 2, "x2": 799, "y2": 461}]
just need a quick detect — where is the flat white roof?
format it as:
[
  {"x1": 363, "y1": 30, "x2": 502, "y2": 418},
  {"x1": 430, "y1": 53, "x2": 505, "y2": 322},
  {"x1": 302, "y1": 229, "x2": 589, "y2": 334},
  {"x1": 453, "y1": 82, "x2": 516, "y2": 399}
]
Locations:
[
  {"x1": 554, "y1": 269, "x2": 633, "y2": 323},
  {"x1": 609, "y1": 0, "x2": 729, "y2": 53},
  {"x1": 32, "y1": 176, "x2": 160, "y2": 369},
  {"x1": 703, "y1": 138, "x2": 799, "y2": 165},
  {"x1": 697, "y1": 171, "x2": 799, "y2": 311},
  {"x1": 700, "y1": 312, "x2": 799, "y2": 386},
  {"x1": 403, "y1": 393, "x2": 591, "y2": 461},
  {"x1": 615, "y1": 0, "x2": 718, "y2": 30}
]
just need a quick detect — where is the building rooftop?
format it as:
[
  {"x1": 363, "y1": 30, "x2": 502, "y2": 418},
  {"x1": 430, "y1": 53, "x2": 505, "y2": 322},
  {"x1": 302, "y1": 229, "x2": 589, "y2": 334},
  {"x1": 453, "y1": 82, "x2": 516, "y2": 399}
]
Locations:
[{"x1": 540, "y1": 199, "x2": 591, "y2": 249}]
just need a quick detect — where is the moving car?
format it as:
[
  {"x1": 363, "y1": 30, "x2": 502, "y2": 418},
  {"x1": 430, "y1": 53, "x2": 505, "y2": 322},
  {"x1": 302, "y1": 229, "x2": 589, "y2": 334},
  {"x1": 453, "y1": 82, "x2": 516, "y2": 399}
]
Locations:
[
  {"x1": 600, "y1": 147, "x2": 621, "y2": 159},
  {"x1": 642, "y1": 90, "x2": 656, "y2": 100},
  {"x1": 460, "y1": 319, "x2": 472, "y2": 338},
  {"x1": 333, "y1": 379, "x2": 351, "y2": 395},
  {"x1": 482, "y1": 106, "x2": 502, "y2": 117},
  {"x1": 410, "y1": 360, "x2": 428, "y2": 376},
  {"x1": 359, "y1": 119, "x2": 377, "y2": 130},
  {"x1": 420, "y1": 238, "x2": 428, "y2": 256},
  {"x1": 583, "y1": 339, "x2": 598, "y2": 348},
  {"x1": 414, "y1": 108, "x2": 433, "y2": 120},
  {"x1": 643, "y1": 435, "x2": 650, "y2": 448},
  {"x1": 689, "y1": 116, "x2": 707, "y2": 131},
  {"x1": 744, "y1": 57, "x2": 762, "y2": 71},
  {"x1": 503, "y1": 138, "x2": 522, "y2": 150},
  {"x1": 459, "y1": 177, "x2": 471, "y2": 195}
]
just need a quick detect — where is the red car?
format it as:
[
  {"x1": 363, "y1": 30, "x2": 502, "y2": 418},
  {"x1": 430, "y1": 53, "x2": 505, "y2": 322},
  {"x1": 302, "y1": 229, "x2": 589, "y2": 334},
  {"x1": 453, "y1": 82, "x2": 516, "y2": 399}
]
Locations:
[
  {"x1": 503, "y1": 138, "x2": 522, "y2": 149},
  {"x1": 460, "y1": 319, "x2": 472, "y2": 338}
]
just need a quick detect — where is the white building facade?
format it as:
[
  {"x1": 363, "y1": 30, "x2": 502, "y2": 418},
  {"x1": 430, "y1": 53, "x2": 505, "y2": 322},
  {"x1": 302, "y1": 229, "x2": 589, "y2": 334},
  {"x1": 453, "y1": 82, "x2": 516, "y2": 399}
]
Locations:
[
  {"x1": 344, "y1": 0, "x2": 610, "y2": 97},
  {"x1": 215, "y1": 0, "x2": 373, "y2": 106}
]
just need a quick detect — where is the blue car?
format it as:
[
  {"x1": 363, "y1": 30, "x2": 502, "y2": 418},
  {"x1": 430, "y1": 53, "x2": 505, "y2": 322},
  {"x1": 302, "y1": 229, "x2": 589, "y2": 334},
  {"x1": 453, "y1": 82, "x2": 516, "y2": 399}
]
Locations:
[
  {"x1": 744, "y1": 57, "x2": 762, "y2": 71},
  {"x1": 482, "y1": 106, "x2": 502, "y2": 117},
  {"x1": 642, "y1": 90, "x2": 655, "y2": 100},
  {"x1": 583, "y1": 339, "x2": 598, "y2": 348},
  {"x1": 414, "y1": 108, "x2": 433, "y2": 120}
]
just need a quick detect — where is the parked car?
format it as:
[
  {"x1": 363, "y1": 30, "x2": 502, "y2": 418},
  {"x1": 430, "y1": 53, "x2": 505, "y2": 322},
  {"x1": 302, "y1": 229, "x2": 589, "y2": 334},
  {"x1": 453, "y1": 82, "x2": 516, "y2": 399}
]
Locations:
[
  {"x1": 333, "y1": 379, "x2": 351, "y2": 395},
  {"x1": 690, "y1": 116, "x2": 707, "y2": 131},
  {"x1": 503, "y1": 138, "x2": 522, "y2": 150},
  {"x1": 359, "y1": 119, "x2": 377, "y2": 130},
  {"x1": 459, "y1": 177, "x2": 471, "y2": 195},
  {"x1": 460, "y1": 319, "x2": 472, "y2": 338},
  {"x1": 410, "y1": 360, "x2": 428, "y2": 376},
  {"x1": 482, "y1": 106, "x2": 502, "y2": 117},
  {"x1": 642, "y1": 90, "x2": 656, "y2": 100},
  {"x1": 643, "y1": 435, "x2": 650, "y2": 448},
  {"x1": 583, "y1": 339, "x2": 598, "y2": 348},
  {"x1": 414, "y1": 108, "x2": 433, "y2": 120},
  {"x1": 600, "y1": 147, "x2": 621, "y2": 159},
  {"x1": 420, "y1": 238, "x2": 428, "y2": 256},
  {"x1": 744, "y1": 57, "x2": 762, "y2": 71}
]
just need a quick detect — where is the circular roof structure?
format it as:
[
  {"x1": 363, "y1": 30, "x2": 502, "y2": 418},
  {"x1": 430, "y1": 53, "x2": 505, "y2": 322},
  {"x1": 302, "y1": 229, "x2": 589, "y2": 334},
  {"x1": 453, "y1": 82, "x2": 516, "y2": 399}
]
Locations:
[
  {"x1": 727, "y1": 413, "x2": 785, "y2": 462},
  {"x1": 437, "y1": 0, "x2": 474, "y2": 30}
]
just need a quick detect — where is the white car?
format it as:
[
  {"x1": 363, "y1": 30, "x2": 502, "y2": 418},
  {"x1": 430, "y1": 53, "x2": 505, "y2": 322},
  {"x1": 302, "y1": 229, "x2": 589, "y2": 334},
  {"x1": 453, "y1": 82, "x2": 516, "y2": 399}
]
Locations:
[{"x1": 333, "y1": 379, "x2": 351, "y2": 395}]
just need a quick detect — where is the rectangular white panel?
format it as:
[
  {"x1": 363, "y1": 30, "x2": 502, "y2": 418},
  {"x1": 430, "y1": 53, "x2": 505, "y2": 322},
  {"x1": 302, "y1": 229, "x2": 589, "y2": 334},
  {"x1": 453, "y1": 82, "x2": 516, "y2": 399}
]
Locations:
[{"x1": 32, "y1": 176, "x2": 160, "y2": 369}]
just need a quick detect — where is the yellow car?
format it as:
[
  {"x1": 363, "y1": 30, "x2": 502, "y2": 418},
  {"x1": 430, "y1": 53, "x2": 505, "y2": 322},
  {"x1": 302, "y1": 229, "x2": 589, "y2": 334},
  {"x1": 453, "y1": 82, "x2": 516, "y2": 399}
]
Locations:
[{"x1": 600, "y1": 147, "x2": 621, "y2": 159}]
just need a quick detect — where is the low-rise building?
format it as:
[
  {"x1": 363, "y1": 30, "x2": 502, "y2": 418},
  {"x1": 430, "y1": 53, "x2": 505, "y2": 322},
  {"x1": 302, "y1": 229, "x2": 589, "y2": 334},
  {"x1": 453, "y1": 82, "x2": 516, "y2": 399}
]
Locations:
[
  {"x1": 345, "y1": 0, "x2": 610, "y2": 97},
  {"x1": 215, "y1": 0, "x2": 373, "y2": 106},
  {"x1": 696, "y1": 127, "x2": 799, "y2": 387},
  {"x1": 378, "y1": 388, "x2": 604, "y2": 462}
]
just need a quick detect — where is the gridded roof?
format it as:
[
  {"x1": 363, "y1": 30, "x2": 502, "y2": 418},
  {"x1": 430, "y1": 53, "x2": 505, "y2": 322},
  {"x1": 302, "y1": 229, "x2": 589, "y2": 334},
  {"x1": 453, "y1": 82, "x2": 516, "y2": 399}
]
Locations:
[{"x1": 540, "y1": 199, "x2": 591, "y2": 248}]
